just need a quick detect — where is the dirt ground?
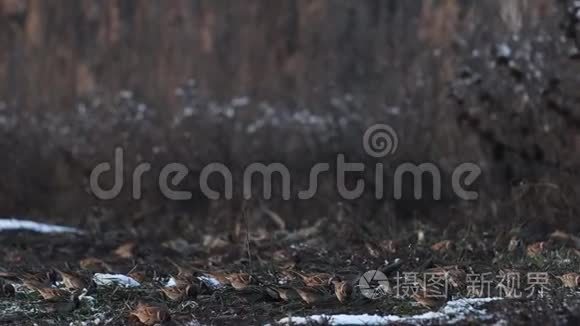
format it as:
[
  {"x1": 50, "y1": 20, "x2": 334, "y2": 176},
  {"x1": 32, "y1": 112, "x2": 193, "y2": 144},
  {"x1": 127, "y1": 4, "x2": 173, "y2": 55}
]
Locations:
[{"x1": 2, "y1": 211, "x2": 580, "y2": 325}]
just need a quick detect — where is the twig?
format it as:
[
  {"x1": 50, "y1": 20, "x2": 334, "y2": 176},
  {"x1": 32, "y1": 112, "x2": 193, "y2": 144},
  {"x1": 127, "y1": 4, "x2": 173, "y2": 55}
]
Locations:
[{"x1": 242, "y1": 201, "x2": 253, "y2": 272}]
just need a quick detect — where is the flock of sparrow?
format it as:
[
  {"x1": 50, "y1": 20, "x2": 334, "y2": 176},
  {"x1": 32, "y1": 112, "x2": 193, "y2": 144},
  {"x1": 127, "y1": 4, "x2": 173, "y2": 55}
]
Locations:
[
  {"x1": 3, "y1": 260, "x2": 579, "y2": 325},
  {"x1": 1, "y1": 235, "x2": 580, "y2": 325},
  {"x1": 0, "y1": 261, "x2": 355, "y2": 325}
]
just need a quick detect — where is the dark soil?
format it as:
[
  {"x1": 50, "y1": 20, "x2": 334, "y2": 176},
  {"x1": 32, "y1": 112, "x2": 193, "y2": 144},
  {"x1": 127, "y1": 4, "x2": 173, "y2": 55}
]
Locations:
[{"x1": 2, "y1": 213, "x2": 580, "y2": 326}]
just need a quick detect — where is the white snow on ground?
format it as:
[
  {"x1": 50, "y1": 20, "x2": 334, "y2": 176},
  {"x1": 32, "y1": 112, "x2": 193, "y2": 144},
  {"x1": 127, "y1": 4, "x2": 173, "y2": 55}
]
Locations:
[
  {"x1": 93, "y1": 273, "x2": 140, "y2": 287},
  {"x1": 165, "y1": 276, "x2": 177, "y2": 287},
  {"x1": 165, "y1": 275, "x2": 224, "y2": 290},
  {"x1": 276, "y1": 297, "x2": 503, "y2": 325},
  {"x1": 198, "y1": 275, "x2": 223, "y2": 289},
  {"x1": 0, "y1": 218, "x2": 83, "y2": 234}
]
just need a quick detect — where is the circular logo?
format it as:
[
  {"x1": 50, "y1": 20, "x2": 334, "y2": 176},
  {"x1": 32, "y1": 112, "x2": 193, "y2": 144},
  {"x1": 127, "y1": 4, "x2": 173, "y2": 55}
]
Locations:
[
  {"x1": 358, "y1": 270, "x2": 390, "y2": 299},
  {"x1": 363, "y1": 124, "x2": 399, "y2": 158}
]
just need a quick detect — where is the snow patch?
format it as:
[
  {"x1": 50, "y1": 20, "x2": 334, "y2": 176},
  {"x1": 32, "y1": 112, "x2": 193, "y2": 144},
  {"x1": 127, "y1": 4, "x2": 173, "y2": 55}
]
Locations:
[
  {"x1": 496, "y1": 43, "x2": 512, "y2": 59},
  {"x1": 165, "y1": 277, "x2": 177, "y2": 287},
  {"x1": 165, "y1": 275, "x2": 224, "y2": 289},
  {"x1": 0, "y1": 218, "x2": 83, "y2": 234},
  {"x1": 276, "y1": 297, "x2": 502, "y2": 325},
  {"x1": 199, "y1": 275, "x2": 223, "y2": 289},
  {"x1": 93, "y1": 273, "x2": 140, "y2": 288}
]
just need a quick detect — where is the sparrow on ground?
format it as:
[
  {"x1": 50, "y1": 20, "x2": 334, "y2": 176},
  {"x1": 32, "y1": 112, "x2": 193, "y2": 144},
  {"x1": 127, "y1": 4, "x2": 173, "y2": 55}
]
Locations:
[
  {"x1": 526, "y1": 241, "x2": 546, "y2": 257},
  {"x1": 557, "y1": 272, "x2": 579, "y2": 288},
  {"x1": 160, "y1": 284, "x2": 198, "y2": 301},
  {"x1": 55, "y1": 268, "x2": 95, "y2": 291},
  {"x1": 265, "y1": 286, "x2": 300, "y2": 302},
  {"x1": 79, "y1": 257, "x2": 112, "y2": 273},
  {"x1": 424, "y1": 265, "x2": 466, "y2": 290},
  {"x1": 272, "y1": 249, "x2": 298, "y2": 270},
  {"x1": 225, "y1": 272, "x2": 254, "y2": 290},
  {"x1": 114, "y1": 242, "x2": 137, "y2": 259},
  {"x1": 330, "y1": 277, "x2": 353, "y2": 303},
  {"x1": 168, "y1": 260, "x2": 198, "y2": 288},
  {"x1": 35, "y1": 287, "x2": 70, "y2": 300},
  {"x1": 431, "y1": 240, "x2": 454, "y2": 252},
  {"x1": 0, "y1": 270, "x2": 56, "y2": 290},
  {"x1": 291, "y1": 271, "x2": 333, "y2": 288},
  {"x1": 130, "y1": 301, "x2": 171, "y2": 325},
  {"x1": 40, "y1": 291, "x2": 80, "y2": 313},
  {"x1": 293, "y1": 286, "x2": 334, "y2": 305},
  {"x1": 412, "y1": 291, "x2": 446, "y2": 310}
]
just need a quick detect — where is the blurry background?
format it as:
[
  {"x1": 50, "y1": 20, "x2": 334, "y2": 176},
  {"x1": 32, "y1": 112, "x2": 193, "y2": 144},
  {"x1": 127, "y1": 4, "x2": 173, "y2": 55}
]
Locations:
[{"x1": 0, "y1": 0, "x2": 579, "y2": 236}]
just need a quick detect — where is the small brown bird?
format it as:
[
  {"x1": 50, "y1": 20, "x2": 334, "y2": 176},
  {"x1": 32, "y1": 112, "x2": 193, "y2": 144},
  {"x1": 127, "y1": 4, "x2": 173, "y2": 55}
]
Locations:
[
  {"x1": 40, "y1": 292, "x2": 80, "y2": 313},
  {"x1": 36, "y1": 287, "x2": 70, "y2": 300},
  {"x1": 0, "y1": 271, "x2": 56, "y2": 290},
  {"x1": 172, "y1": 273, "x2": 197, "y2": 288},
  {"x1": 114, "y1": 242, "x2": 137, "y2": 259},
  {"x1": 160, "y1": 284, "x2": 197, "y2": 301},
  {"x1": 379, "y1": 239, "x2": 398, "y2": 254},
  {"x1": 558, "y1": 273, "x2": 579, "y2": 288},
  {"x1": 425, "y1": 266, "x2": 466, "y2": 290},
  {"x1": 330, "y1": 277, "x2": 353, "y2": 303},
  {"x1": 225, "y1": 272, "x2": 254, "y2": 290},
  {"x1": 130, "y1": 302, "x2": 171, "y2": 326},
  {"x1": 272, "y1": 249, "x2": 298, "y2": 270},
  {"x1": 526, "y1": 241, "x2": 546, "y2": 257},
  {"x1": 79, "y1": 257, "x2": 112, "y2": 273},
  {"x1": 293, "y1": 287, "x2": 333, "y2": 305},
  {"x1": 508, "y1": 236, "x2": 522, "y2": 252},
  {"x1": 168, "y1": 260, "x2": 198, "y2": 288},
  {"x1": 168, "y1": 259, "x2": 193, "y2": 276},
  {"x1": 265, "y1": 286, "x2": 300, "y2": 302},
  {"x1": 431, "y1": 240, "x2": 453, "y2": 253},
  {"x1": 412, "y1": 291, "x2": 445, "y2": 310},
  {"x1": 291, "y1": 271, "x2": 333, "y2": 288},
  {"x1": 55, "y1": 269, "x2": 94, "y2": 291}
]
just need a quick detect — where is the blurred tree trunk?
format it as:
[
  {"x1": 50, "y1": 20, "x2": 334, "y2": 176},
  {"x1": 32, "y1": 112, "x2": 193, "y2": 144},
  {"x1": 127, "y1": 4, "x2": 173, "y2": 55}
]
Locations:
[{"x1": 0, "y1": 0, "x2": 555, "y2": 111}]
